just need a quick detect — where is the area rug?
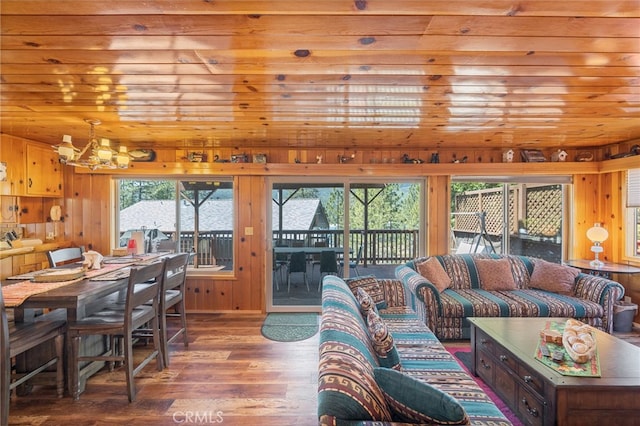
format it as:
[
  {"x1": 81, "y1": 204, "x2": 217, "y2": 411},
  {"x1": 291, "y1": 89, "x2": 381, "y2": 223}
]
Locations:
[
  {"x1": 446, "y1": 346, "x2": 524, "y2": 426},
  {"x1": 261, "y1": 312, "x2": 319, "y2": 342}
]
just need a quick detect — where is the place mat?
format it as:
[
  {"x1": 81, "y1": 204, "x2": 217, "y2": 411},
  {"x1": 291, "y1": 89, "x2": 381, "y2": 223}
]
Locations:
[
  {"x1": 1, "y1": 277, "x2": 85, "y2": 308},
  {"x1": 90, "y1": 267, "x2": 131, "y2": 281},
  {"x1": 33, "y1": 267, "x2": 85, "y2": 282},
  {"x1": 534, "y1": 320, "x2": 601, "y2": 377}
]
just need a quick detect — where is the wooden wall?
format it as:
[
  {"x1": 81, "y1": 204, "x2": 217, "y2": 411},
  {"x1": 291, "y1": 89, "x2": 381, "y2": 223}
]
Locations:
[{"x1": 2, "y1": 134, "x2": 639, "y2": 316}]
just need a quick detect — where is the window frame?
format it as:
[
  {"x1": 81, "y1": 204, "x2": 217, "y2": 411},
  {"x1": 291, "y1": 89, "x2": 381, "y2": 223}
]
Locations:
[{"x1": 114, "y1": 176, "x2": 236, "y2": 276}]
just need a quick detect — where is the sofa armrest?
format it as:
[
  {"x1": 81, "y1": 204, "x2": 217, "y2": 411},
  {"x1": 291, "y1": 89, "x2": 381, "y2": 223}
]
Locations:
[
  {"x1": 574, "y1": 273, "x2": 625, "y2": 333},
  {"x1": 377, "y1": 278, "x2": 408, "y2": 308},
  {"x1": 394, "y1": 264, "x2": 442, "y2": 332}
]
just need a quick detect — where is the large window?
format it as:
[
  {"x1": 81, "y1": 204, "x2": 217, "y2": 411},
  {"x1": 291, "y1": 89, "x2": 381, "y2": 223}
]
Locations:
[
  {"x1": 450, "y1": 177, "x2": 569, "y2": 262},
  {"x1": 626, "y1": 169, "x2": 640, "y2": 259},
  {"x1": 116, "y1": 178, "x2": 234, "y2": 271}
]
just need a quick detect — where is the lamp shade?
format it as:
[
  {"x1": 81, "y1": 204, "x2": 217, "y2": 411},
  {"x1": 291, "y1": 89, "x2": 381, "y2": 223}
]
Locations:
[
  {"x1": 586, "y1": 223, "x2": 609, "y2": 243},
  {"x1": 57, "y1": 135, "x2": 76, "y2": 161}
]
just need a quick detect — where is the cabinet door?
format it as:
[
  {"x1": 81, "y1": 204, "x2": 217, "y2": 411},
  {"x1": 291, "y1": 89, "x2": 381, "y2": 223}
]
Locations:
[
  {"x1": 0, "y1": 136, "x2": 26, "y2": 195},
  {"x1": 25, "y1": 143, "x2": 63, "y2": 196}
]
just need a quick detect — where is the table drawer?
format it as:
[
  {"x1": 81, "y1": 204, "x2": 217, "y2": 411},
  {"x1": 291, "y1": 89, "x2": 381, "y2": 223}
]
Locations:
[
  {"x1": 517, "y1": 385, "x2": 545, "y2": 426},
  {"x1": 494, "y1": 344, "x2": 518, "y2": 372},
  {"x1": 475, "y1": 328, "x2": 496, "y2": 356},
  {"x1": 475, "y1": 348, "x2": 495, "y2": 386},
  {"x1": 517, "y1": 361, "x2": 545, "y2": 396}
]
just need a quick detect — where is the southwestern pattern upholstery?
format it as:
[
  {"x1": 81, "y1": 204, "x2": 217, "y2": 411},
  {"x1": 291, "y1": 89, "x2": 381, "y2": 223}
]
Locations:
[
  {"x1": 319, "y1": 274, "x2": 511, "y2": 426},
  {"x1": 396, "y1": 254, "x2": 625, "y2": 340}
]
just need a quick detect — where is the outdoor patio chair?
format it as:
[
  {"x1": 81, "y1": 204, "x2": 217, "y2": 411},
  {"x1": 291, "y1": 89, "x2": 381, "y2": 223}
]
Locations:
[
  {"x1": 287, "y1": 251, "x2": 309, "y2": 293},
  {"x1": 317, "y1": 250, "x2": 339, "y2": 291},
  {"x1": 340, "y1": 245, "x2": 363, "y2": 277}
]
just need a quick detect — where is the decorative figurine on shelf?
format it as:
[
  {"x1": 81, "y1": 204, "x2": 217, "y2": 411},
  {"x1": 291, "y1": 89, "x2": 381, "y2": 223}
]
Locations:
[
  {"x1": 551, "y1": 149, "x2": 568, "y2": 162},
  {"x1": 575, "y1": 151, "x2": 594, "y2": 162},
  {"x1": 186, "y1": 151, "x2": 207, "y2": 162},
  {"x1": 607, "y1": 144, "x2": 640, "y2": 159},
  {"x1": 231, "y1": 153, "x2": 249, "y2": 163},
  {"x1": 452, "y1": 155, "x2": 467, "y2": 163},
  {"x1": 502, "y1": 149, "x2": 514, "y2": 163},
  {"x1": 316, "y1": 155, "x2": 323, "y2": 164},
  {"x1": 430, "y1": 153, "x2": 440, "y2": 163},
  {"x1": 401, "y1": 154, "x2": 424, "y2": 163},
  {"x1": 338, "y1": 154, "x2": 355, "y2": 163},
  {"x1": 213, "y1": 155, "x2": 229, "y2": 163}
]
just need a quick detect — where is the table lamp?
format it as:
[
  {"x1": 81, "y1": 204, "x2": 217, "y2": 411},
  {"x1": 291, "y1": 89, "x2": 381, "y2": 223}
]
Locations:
[{"x1": 586, "y1": 223, "x2": 608, "y2": 268}]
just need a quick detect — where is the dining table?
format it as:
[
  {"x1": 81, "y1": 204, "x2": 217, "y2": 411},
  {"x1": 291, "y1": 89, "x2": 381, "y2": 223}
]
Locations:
[{"x1": 1, "y1": 252, "x2": 169, "y2": 396}]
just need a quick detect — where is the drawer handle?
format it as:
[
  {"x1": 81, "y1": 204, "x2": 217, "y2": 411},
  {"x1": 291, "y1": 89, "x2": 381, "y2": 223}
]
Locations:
[
  {"x1": 499, "y1": 355, "x2": 508, "y2": 362},
  {"x1": 522, "y1": 397, "x2": 539, "y2": 417},
  {"x1": 480, "y1": 359, "x2": 491, "y2": 370},
  {"x1": 523, "y1": 375, "x2": 533, "y2": 383}
]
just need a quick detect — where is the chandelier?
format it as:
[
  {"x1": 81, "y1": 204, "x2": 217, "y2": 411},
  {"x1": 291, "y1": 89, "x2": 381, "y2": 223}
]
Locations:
[{"x1": 53, "y1": 119, "x2": 130, "y2": 170}]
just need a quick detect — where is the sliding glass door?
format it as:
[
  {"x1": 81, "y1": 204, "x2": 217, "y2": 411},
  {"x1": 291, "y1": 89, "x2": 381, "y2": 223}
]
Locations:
[{"x1": 267, "y1": 178, "x2": 424, "y2": 311}]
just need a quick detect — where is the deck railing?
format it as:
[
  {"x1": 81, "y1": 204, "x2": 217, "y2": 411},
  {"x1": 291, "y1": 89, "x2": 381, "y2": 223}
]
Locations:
[{"x1": 160, "y1": 229, "x2": 419, "y2": 267}]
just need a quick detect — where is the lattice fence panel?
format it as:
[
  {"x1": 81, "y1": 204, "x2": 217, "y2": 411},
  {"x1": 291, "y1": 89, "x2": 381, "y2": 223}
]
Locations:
[{"x1": 525, "y1": 186, "x2": 562, "y2": 237}]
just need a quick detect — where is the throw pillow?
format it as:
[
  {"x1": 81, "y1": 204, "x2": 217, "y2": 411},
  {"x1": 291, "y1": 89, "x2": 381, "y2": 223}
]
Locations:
[
  {"x1": 374, "y1": 367, "x2": 470, "y2": 425},
  {"x1": 346, "y1": 275, "x2": 388, "y2": 309},
  {"x1": 475, "y1": 258, "x2": 517, "y2": 291},
  {"x1": 367, "y1": 310, "x2": 402, "y2": 371},
  {"x1": 355, "y1": 287, "x2": 377, "y2": 317},
  {"x1": 414, "y1": 257, "x2": 452, "y2": 292},
  {"x1": 530, "y1": 259, "x2": 580, "y2": 295}
]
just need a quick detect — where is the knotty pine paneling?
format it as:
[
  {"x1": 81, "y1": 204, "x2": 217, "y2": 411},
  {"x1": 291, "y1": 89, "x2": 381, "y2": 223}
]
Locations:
[{"x1": 427, "y1": 175, "x2": 450, "y2": 255}]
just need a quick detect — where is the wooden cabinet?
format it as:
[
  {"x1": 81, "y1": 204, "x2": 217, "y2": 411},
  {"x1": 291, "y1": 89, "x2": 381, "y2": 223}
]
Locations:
[
  {"x1": 25, "y1": 143, "x2": 63, "y2": 196},
  {"x1": 0, "y1": 135, "x2": 26, "y2": 196}
]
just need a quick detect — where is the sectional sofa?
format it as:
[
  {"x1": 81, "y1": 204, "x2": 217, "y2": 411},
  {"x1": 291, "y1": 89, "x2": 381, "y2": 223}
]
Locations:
[
  {"x1": 395, "y1": 254, "x2": 625, "y2": 340},
  {"x1": 318, "y1": 274, "x2": 512, "y2": 425}
]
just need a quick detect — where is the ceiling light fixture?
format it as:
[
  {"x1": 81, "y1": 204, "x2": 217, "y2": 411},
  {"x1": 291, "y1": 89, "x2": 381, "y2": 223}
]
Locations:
[{"x1": 53, "y1": 119, "x2": 130, "y2": 170}]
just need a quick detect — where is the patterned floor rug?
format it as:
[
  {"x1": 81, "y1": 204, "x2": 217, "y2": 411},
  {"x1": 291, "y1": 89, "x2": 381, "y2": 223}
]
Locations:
[{"x1": 261, "y1": 312, "x2": 319, "y2": 342}]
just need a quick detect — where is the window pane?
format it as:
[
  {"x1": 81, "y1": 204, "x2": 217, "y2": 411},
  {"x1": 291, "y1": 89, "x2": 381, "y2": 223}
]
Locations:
[
  {"x1": 117, "y1": 178, "x2": 234, "y2": 270},
  {"x1": 179, "y1": 180, "x2": 234, "y2": 269},
  {"x1": 118, "y1": 179, "x2": 177, "y2": 253},
  {"x1": 451, "y1": 182, "x2": 564, "y2": 261}
]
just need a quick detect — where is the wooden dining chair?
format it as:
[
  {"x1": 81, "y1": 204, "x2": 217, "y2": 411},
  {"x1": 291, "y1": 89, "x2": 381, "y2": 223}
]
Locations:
[
  {"x1": 67, "y1": 260, "x2": 166, "y2": 402},
  {"x1": 158, "y1": 253, "x2": 189, "y2": 367},
  {"x1": 1, "y1": 291, "x2": 66, "y2": 425},
  {"x1": 46, "y1": 246, "x2": 84, "y2": 267}
]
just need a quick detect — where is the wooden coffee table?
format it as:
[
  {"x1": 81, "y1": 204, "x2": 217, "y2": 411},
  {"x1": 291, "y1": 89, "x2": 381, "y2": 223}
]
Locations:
[{"x1": 468, "y1": 317, "x2": 640, "y2": 426}]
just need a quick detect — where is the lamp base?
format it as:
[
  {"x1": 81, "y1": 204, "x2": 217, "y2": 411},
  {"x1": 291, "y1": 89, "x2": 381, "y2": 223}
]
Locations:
[{"x1": 589, "y1": 259, "x2": 605, "y2": 268}]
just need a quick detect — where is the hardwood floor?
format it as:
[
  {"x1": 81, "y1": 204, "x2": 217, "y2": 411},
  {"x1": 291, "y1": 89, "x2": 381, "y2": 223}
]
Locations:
[
  {"x1": 7, "y1": 314, "x2": 319, "y2": 425},
  {"x1": 7, "y1": 315, "x2": 640, "y2": 425}
]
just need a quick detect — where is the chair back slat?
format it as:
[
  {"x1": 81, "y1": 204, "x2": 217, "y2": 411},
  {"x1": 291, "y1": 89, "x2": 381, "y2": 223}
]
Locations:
[
  {"x1": 1, "y1": 291, "x2": 11, "y2": 426},
  {"x1": 163, "y1": 253, "x2": 189, "y2": 293},
  {"x1": 126, "y1": 261, "x2": 165, "y2": 313},
  {"x1": 47, "y1": 247, "x2": 84, "y2": 267}
]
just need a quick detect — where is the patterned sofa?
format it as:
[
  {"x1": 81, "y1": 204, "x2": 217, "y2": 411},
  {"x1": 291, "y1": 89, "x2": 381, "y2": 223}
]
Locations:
[
  {"x1": 395, "y1": 254, "x2": 625, "y2": 340},
  {"x1": 318, "y1": 274, "x2": 512, "y2": 425}
]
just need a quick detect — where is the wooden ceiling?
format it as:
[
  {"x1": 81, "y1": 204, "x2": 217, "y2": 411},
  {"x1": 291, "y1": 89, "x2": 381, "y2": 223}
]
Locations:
[{"x1": 1, "y1": 1, "x2": 639, "y2": 152}]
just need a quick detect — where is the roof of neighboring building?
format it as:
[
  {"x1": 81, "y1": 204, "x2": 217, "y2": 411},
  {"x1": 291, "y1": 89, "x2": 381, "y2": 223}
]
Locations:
[{"x1": 119, "y1": 198, "x2": 326, "y2": 232}]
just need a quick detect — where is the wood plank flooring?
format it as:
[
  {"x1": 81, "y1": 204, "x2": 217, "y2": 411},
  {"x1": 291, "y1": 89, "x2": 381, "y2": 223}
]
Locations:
[
  {"x1": 7, "y1": 314, "x2": 319, "y2": 426},
  {"x1": 7, "y1": 315, "x2": 640, "y2": 425}
]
